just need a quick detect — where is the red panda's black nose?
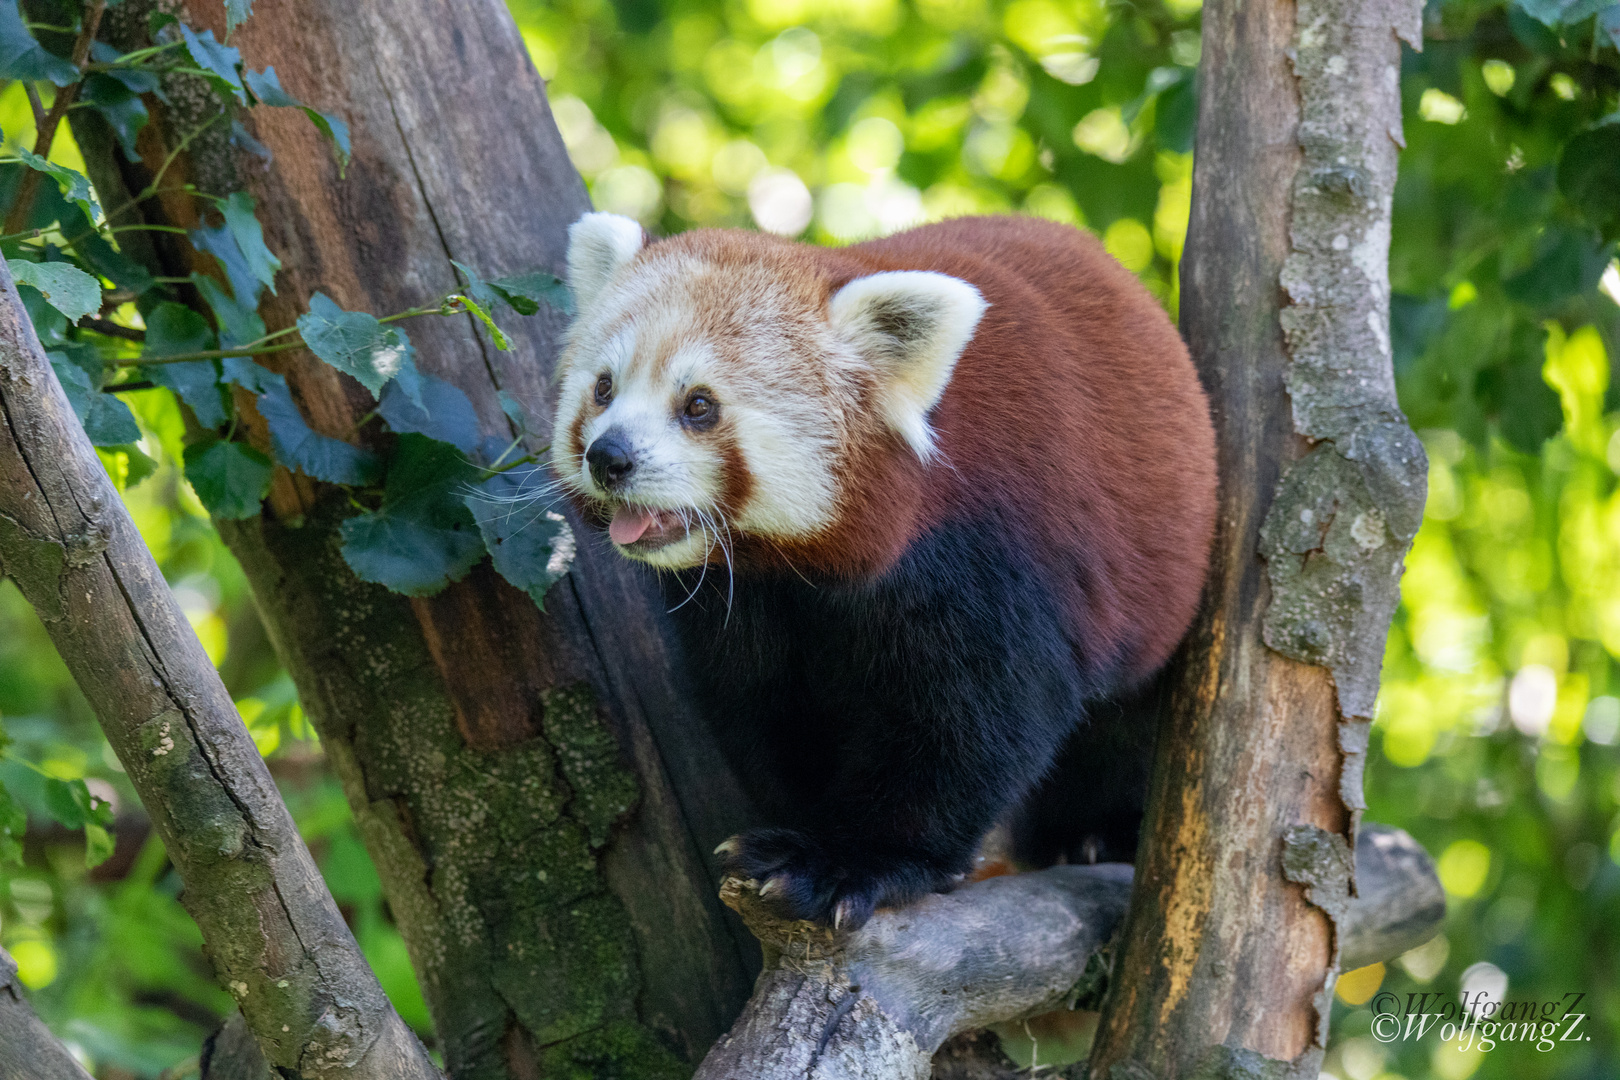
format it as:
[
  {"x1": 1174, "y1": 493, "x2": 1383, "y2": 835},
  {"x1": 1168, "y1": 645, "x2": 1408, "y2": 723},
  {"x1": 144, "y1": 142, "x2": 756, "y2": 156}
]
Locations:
[{"x1": 586, "y1": 431, "x2": 636, "y2": 489}]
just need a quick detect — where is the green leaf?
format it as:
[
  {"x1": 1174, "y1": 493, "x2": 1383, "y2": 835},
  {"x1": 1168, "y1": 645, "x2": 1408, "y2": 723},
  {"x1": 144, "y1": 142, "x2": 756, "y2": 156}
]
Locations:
[
  {"x1": 0, "y1": 1, "x2": 79, "y2": 85},
  {"x1": 221, "y1": 192, "x2": 280, "y2": 295},
  {"x1": 1514, "y1": 0, "x2": 1608, "y2": 26},
  {"x1": 83, "y1": 74, "x2": 150, "y2": 159},
  {"x1": 83, "y1": 822, "x2": 115, "y2": 868},
  {"x1": 89, "y1": 42, "x2": 161, "y2": 95},
  {"x1": 100, "y1": 442, "x2": 160, "y2": 489},
  {"x1": 0, "y1": 780, "x2": 25, "y2": 867},
  {"x1": 7, "y1": 259, "x2": 101, "y2": 325},
  {"x1": 339, "y1": 434, "x2": 485, "y2": 596},
  {"x1": 141, "y1": 302, "x2": 227, "y2": 428},
  {"x1": 84, "y1": 395, "x2": 143, "y2": 447},
  {"x1": 191, "y1": 222, "x2": 264, "y2": 306},
  {"x1": 297, "y1": 292, "x2": 415, "y2": 398},
  {"x1": 490, "y1": 271, "x2": 574, "y2": 316},
  {"x1": 13, "y1": 148, "x2": 101, "y2": 222},
  {"x1": 178, "y1": 23, "x2": 246, "y2": 104},
  {"x1": 465, "y1": 465, "x2": 576, "y2": 609},
  {"x1": 257, "y1": 382, "x2": 381, "y2": 485},
  {"x1": 192, "y1": 273, "x2": 267, "y2": 349},
  {"x1": 43, "y1": 777, "x2": 99, "y2": 829},
  {"x1": 221, "y1": 356, "x2": 285, "y2": 394},
  {"x1": 242, "y1": 67, "x2": 352, "y2": 175},
  {"x1": 1558, "y1": 122, "x2": 1620, "y2": 240},
  {"x1": 49, "y1": 350, "x2": 95, "y2": 420},
  {"x1": 226, "y1": 0, "x2": 255, "y2": 37},
  {"x1": 377, "y1": 371, "x2": 481, "y2": 453},
  {"x1": 184, "y1": 438, "x2": 273, "y2": 519}
]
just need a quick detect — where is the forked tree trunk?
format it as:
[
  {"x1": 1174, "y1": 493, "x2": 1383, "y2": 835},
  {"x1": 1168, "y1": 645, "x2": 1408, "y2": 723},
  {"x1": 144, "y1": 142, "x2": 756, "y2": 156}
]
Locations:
[
  {"x1": 1086, "y1": 0, "x2": 1427, "y2": 1077},
  {"x1": 69, "y1": 0, "x2": 759, "y2": 1075}
]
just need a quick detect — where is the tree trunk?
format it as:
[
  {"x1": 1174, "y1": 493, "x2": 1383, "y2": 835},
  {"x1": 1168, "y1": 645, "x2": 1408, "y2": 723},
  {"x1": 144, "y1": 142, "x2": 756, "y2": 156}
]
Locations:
[
  {"x1": 69, "y1": 0, "x2": 758, "y2": 1075},
  {"x1": 1086, "y1": 0, "x2": 1426, "y2": 1077}
]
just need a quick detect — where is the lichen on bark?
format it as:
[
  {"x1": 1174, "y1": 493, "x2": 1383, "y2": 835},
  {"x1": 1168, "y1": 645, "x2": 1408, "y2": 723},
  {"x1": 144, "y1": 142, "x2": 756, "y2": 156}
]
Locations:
[
  {"x1": 1260, "y1": 0, "x2": 1428, "y2": 1062},
  {"x1": 1264, "y1": 0, "x2": 1428, "y2": 724}
]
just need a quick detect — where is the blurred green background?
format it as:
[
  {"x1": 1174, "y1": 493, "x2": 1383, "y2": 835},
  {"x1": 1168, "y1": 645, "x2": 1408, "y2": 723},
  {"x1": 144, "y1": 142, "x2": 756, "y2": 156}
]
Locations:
[{"x1": 1, "y1": 0, "x2": 1617, "y2": 1077}]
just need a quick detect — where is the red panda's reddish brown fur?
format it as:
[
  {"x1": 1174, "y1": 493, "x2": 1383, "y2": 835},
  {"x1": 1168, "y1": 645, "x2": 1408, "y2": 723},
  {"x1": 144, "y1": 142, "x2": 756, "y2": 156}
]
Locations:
[{"x1": 605, "y1": 217, "x2": 1217, "y2": 686}]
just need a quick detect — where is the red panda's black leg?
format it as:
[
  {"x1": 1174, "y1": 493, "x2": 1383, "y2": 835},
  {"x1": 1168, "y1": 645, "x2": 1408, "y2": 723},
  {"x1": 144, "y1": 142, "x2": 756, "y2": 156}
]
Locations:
[{"x1": 676, "y1": 517, "x2": 1109, "y2": 930}]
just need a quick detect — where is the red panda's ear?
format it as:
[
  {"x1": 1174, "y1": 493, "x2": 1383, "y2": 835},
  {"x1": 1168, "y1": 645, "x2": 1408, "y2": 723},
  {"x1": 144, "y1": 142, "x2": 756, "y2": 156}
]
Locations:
[
  {"x1": 829, "y1": 271, "x2": 987, "y2": 462},
  {"x1": 566, "y1": 213, "x2": 645, "y2": 315}
]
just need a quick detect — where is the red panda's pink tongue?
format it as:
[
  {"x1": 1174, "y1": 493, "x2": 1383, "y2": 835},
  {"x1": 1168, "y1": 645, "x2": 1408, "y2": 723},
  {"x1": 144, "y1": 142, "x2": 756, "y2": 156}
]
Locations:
[{"x1": 608, "y1": 505, "x2": 656, "y2": 545}]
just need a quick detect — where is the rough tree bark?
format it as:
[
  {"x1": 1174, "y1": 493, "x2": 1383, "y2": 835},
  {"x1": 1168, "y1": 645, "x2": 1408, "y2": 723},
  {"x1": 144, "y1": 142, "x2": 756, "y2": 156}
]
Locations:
[
  {"x1": 1086, "y1": 1, "x2": 1427, "y2": 1078},
  {"x1": 66, "y1": 0, "x2": 758, "y2": 1075},
  {"x1": 0, "y1": 261, "x2": 438, "y2": 1079},
  {"x1": 2, "y1": 947, "x2": 95, "y2": 1080}
]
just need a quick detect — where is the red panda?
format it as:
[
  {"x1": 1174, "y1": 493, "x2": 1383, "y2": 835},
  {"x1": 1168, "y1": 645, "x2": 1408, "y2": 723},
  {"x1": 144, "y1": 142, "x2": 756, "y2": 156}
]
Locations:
[{"x1": 551, "y1": 211, "x2": 1217, "y2": 929}]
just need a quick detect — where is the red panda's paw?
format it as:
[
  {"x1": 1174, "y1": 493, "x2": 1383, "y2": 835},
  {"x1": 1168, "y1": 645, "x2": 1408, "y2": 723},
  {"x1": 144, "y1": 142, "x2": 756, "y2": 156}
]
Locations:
[{"x1": 714, "y1": 827, "x2": 961, "y2": 930}]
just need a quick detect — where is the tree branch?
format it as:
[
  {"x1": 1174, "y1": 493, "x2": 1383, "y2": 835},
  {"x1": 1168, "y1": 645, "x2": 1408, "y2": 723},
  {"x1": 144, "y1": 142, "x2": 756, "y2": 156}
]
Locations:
[
  {"x1": 0, "y1": 946, "x2": 94, "y2": 1080},
  {"x1": 694, "y1": 825, "x2": 1442, "y2": 1080},
  {"x1": 0, "y1": 260, "x2": 440, "y2": 1080}
]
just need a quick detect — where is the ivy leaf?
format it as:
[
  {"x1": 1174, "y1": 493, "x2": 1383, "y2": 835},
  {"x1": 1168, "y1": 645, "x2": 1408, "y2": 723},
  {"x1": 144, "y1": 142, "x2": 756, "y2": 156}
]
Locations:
[
  {"x1": 142, "y1": 303, "x2": 227, "y2": 429},
  {"x1": 377, "y1": 370, "x2": 482, "y2": 453},
  {"x1": 184, "y1": 439, "x2": 273, "y2": 519},
  {"x1": 339, "y1": 434, "x2": 485, "y2": 596},
  {"x1": 1558, "y1": 122, "x2": 1620, "y2": 240},
  {"x1": 49, "y1": 349, "x2": 142, "y2": 447},
  {"x1": 221, "y1": 192, "x2": 280, "y2": 295},
  {"x1": 488, "y1": 271, "x2": 574, "y2": 316},
  {"x1": 178, "y1": 23, "x2": 246, "y2": 104},
  {"x1": 83, "y1": 74, "x2": 150, "y2": 159},
  {"x1": 100, "y1": 442, "x2": 160, "y2": 490},
  {"x1": 89, "y1": 42, "x2": 161, "y2": 94},
  {"x1": 191, "y1": 273, "x2": 267, "y2": 349},
  {"x1": 242, "y1": 67, "x2": 352, "y2": 176},
  {"x1": 226, "y1": 0, "x2": 255, "y2": 37},
  {"x1": 465, "y1": 465, "x2": 576, "y2": 609},
  {"x1": 7, "y1": 259, "x2": 101, "y2": 326},
  {"x1": 191, "y1": 223, "x2": 264, "y2": 308},
  {"x1": 257, "y1": 382, "x2": 381, "y2": 485},
  {"x1": 221, "y1": 356, "x2": 285, "y2": 394},
  {"x1": 0, "y1": 2, "x2": 79, "y2": 85},
  {"x1": 43, "y1": 777, "x2": 111, "y2": 830},
  {"x1": 297, "y1": 292, "x2": 415, "y2": 398},
  {"x1": 1513, "y1": 0, "x2": 1608, "y2": 25},
  {"x1": 84, "y1": 822, "x2": 115, "y2": 868},
  {"x1": 12, "y1": 149, "x2": 101, "y2": 223}
]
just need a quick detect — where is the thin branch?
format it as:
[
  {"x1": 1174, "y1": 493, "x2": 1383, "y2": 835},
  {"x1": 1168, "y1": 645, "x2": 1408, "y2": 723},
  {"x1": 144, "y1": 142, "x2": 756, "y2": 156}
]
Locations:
[
  {"x1": 81, "y1": 316, "x2": 145, "y2": 342},
  {"x1": 3, "y1": 0, "x2": 106, "y2": 235},
  {"x1": 23, "y1": 84, "x2": 47, "y2": 131},
  {"x1": 0, "y1": 260, "x2": 442, "y2": 1080}
]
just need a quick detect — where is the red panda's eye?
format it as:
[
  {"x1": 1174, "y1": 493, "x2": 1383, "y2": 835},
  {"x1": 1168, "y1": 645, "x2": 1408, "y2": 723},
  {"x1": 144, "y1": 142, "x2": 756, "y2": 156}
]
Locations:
[
  {"x1": 593, "y1": 374, "x2": 613, "y2": 405},
  {"x1": 682, "y1": 392, "x2": 719, "y2": 428}
]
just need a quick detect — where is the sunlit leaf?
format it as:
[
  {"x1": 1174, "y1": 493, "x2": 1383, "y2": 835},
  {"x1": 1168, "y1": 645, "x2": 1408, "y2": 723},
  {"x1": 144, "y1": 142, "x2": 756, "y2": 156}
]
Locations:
[
  {"x1": 8, "y1": 259, "x2": 101, "y2": 325},
  {"x1": 297, "y1": 292, "x2": 415, "y2": 398}
]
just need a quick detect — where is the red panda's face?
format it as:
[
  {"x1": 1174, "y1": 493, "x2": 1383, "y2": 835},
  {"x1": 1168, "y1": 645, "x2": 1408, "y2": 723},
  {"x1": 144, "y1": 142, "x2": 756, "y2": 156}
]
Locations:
[{"x1": 551, "y1": 214, "x2": 987, "y2": 569}]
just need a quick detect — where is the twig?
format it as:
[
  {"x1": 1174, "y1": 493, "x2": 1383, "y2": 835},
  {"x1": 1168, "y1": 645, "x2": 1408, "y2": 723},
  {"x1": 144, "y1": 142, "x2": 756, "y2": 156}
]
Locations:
[
  {"x1": 82, "y1": 316, "x2": 145, "y2": 342},
  {"x1": 24, "y1": 84, "x2": 47, "y2": 131},
  {"x1": 3, "y1": 0, "x2": 106, "y2": 236}
]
